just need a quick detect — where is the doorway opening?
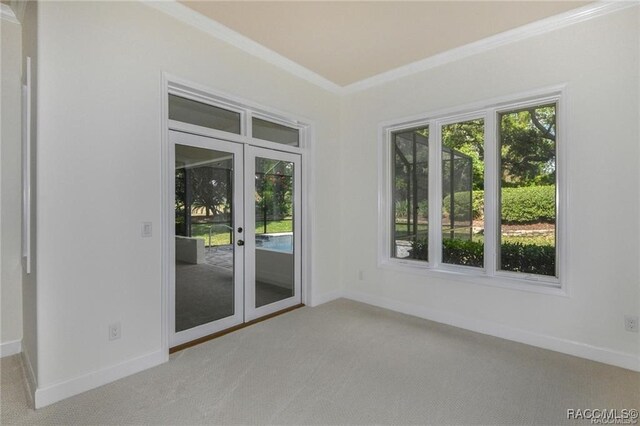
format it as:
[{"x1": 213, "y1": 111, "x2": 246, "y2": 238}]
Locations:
[{"x1": 165, "y1": 86, "x2": 308, "y2": 351}]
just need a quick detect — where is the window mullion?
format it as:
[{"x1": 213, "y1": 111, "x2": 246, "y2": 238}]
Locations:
[
  {"x1": 428, "y1": 120, "x2": 441, "y2": 267},
  {"x1": 483, "y1": 110, "x2": 498, "y2": 277},
  {"x1": 245, "y1": 111, "x2": 253, "y2": 138}
]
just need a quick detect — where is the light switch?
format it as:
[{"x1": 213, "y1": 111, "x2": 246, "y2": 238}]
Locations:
[{"x1": 141, "y1": 222, "x2": 152, "y2": 238}]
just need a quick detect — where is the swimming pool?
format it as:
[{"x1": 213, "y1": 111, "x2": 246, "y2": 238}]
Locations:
[{"x1": 256, "y1": 233, "x2": 293, "y2": 253}]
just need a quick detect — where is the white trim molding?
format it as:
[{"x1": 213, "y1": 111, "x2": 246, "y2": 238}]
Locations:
[
  {"x1": 0, "y1": 339, "x2": 22, "y2": 358},
  {"x1": 342, "y1": 1, "x2": 638, "y2": 94},
  {"x1": 141, "y1": 0, "x2": 638, "y2": 95},
  {"x1": 309, "y1": 290, "x2": 343, "y2": 307},
  {"x1": 342, "y1": 291, "x2": 640, "y2": 372},
  {"x1": 143, "y1": 1, "x2": 342, "y2": 94},
  {"x1": 22, "y1": 348, "x2": 37, "y2": 407},
  {"x1": 34, "y1": 350, "x2": 165, "y2": 409},
  {"x1": 1, "y1": 2, "x2": 19, "y2": 24}
]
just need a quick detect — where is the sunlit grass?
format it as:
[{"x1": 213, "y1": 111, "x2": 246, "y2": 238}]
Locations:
[
  {"x1": 188, "y1": 219, "x2": 293, "y2": 246},
  {"x1": 395, "y1": 221, "x2": 555, "y2": 247}
]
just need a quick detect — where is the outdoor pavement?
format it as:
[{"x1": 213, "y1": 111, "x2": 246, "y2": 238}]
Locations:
[{"x1": 205, "y1": 244, "x2": 233, "y2": 269}]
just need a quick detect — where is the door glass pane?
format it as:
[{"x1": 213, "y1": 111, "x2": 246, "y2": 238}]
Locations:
[
  {"x1": 498, "y1": 104, "x2": 557, "y2": 276},
  {"x1": 169, "y1": 94, "x2": 241, "y2": 134},
  {"x1": 175, "y1": 144, "x2": 235, "y2": 332},
  {"x1": 254, "y1": 157, "x2": 295, "y2": 307},
  {"x1": 391, "y1": 127, "x2": 429, "y2": 261},
  {"x1": 252, "y1": 117, "x2": 300, "y2": 146},
  {"x1": 441, "y1": 119, "x2": 485, "y2": 267}
]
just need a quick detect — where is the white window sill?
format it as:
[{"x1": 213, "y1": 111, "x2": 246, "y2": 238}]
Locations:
[{"x1": 379, "y1": 258, "x2": 568, "y2": 297}]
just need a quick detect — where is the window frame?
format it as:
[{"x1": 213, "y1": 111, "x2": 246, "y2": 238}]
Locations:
[
  {"x1": 390, "y1": 124, "x2": 431, "y2": 262},
  {"x1": 250, "y1": 111, "x2": 302, "y2": 147},
  {"x1": 167, "y1": 81, "x2": 307, "y2": 155},
  {"x1": 378, "y1": 86, "x2": 567, "y2": 296}
]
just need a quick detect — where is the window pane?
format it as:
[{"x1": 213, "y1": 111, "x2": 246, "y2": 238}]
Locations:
[
  {"x1": 174, "y1": 144, "x2": 235, "y2": 332},
  {"x1": 169, "y1": 94, "x2": 241, "y2": 134},
  {"x1": 254, "y1": 158, "x2": 295, "y2": 307},
  {"x1": 498, "y1": 104, "x2": 557, "y2": 277},
  {"x1": 252, "y1": 117, "x2": 300, "y2": 146},
  {"x1": 392, "y1": 127, "x2": 429, "y2": 261},
  {"x1": 441, "y1": 119, "x2": 485, "y2": 267}
]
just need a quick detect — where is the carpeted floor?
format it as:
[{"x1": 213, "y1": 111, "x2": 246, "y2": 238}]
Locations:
[{"x1": 1, "y1": 299, "x2": 638, "y2": 425}]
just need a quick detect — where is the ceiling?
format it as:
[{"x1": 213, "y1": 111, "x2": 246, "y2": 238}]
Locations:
[{"x1": 180, "y1": 1, "x2": 591, "y2": 87}]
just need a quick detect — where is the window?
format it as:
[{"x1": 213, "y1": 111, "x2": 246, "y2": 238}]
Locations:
[
  {"x1": 392, "y1": 127, "x2": 429, "y2": 260},
  {"x1": 252, "y1": 117, "x2": 300, "y2": 146},
  {"x1": 383, "y1": 91, "x2": 562, "y2": 288},
  {"x1": 441, "y1": 119, "x2": 484, "y2": 268},
  {"x1": 498, "y1": 104, "x2": 557, "y2": 277},
  {"x1": 168, "y1": 94, "x2": 241, "y2": 134}
]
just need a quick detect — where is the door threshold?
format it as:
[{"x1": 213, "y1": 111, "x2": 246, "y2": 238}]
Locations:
[{"x1": 169, "y1": 303, "x2": 305, "y2": 354}]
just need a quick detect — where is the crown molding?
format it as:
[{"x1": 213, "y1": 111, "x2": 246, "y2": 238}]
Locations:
[
  {"x1": 142, "y1": 0, "x2": 343, "y2": 94},
  {"x1": 9, "y1": 0, "x2": 26, "y2": 23},
  {"x1": 1, "y1": 3, "x2": 20, "y2": 25},
  {"x1": 342, "y1": 1, "x2": 640, "y2": 94},
  {"x1": 142, "y1": 0, "x2": 638, "y2": 96}
]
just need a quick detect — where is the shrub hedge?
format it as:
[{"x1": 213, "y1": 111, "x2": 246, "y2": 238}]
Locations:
[
  {"x1": 501, "y1": 185, "x2": 555, "y2": 224},
  {"x1": 442, "y1": 185, "x2": 555, "y2": 224},
  {"x1": 499, "y1": 241, "x2": 555, "y2": 276},
  {"x1": 442, "y1": 239, "x2": 483, "y2": 267},
  {"x1": 442, "y1": 191, "x2": 484, "y2": 220},
  {"x1": 409, "y1": 238, "x2": 555, "y2": 276}
]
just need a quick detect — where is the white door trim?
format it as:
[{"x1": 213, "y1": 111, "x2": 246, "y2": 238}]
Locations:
[
  {"x1": 244, "y1": 147, "x2": 303, "y2": 322},
  {"x1": 161, "y1": 73, "x2": 314, "y2": 355},
  {"x1": 169, "y1": 131, "x2": 245, "y2": 348}
]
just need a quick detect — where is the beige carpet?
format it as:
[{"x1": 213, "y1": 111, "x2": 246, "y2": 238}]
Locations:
[{"x1": 1, "y1": 299, "x2": 638, "y2": 425}]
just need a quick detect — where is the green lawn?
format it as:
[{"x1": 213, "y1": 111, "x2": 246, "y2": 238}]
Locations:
[
  {"x1": 189, "y1": 219, "x2": 293, "y2": 246},
  {"x1": 500, "y1": 233, "x2": 555, "y2": 246},
  {"x1": 395, "y1": 222, "x2": 555, "y2": 247},
  {"x1": 472, "y1": 233, "x2": 554, "y2": 247}
]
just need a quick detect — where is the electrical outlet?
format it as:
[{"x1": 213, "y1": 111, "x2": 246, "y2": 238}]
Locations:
[
  {"x1": 358, "y1": 270, "x2": 364, "y2": 281},
  {"x1": 109, "y1": 322, "x2": 121, "y2": 341},
  {"x1": 624, "y1": 315, "x2": 639, "y2": 333}
]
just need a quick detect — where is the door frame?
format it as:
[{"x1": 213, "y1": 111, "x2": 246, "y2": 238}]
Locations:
[
  {"x1": 160, "y1": 74, "x2": 314, "y2": 356},
  {"x1": 244, "y1": 146, "x2": 302, "y2": 321},
  {"x1": 169, "y1": 131, "x2": 246, "y2": 348}
]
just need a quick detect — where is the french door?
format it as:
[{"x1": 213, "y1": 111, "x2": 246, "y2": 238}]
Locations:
[{"x1": 169, "y1": 130, "x2": 301, "y2": 348}]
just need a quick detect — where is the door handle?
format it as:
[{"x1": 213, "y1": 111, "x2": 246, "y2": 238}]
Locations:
[{"x1": 237, "y1": 239, "x2": 244, "y2": 246}]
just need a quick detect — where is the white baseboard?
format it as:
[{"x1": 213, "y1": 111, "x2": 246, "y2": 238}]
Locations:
[
  {"x1": 34, "y1": 350, "x2": 166, "y2": 408},
  {"x1": 21, "y1": 348, "x2": 37, "y2": 406},
  {"x1": 1, "y1": 339, "x2": 22, "y2": 358},
  {"x1": 309, "y1": 290, "x2": 343, "y2": 307},
  {"x1": 343, "y1": 290, "x2": 640, "y2": 372}
]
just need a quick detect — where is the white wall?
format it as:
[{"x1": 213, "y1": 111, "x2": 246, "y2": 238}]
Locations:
[
  {"x1": 20, "y1": 0, "x2": 39, "y2": 394},
  {"x1": 26, "y1": 0, "x2": 640, "y2": 408},
  {"x1": 34, "y1": 0, "x2": 341, "y2": 403},
  {"x1": 340, "y1": 7, "x2": 640, "y2": 368},
  {"x1": 1, "y1": 15, "x2": 23, "y2": 353}
]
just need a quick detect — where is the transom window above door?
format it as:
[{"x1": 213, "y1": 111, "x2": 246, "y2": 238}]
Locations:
[
  {"x1": 167, "y1": 88, "x2": 306, "y2": 149},
  {"x1": 169, "y1": 94, "x2": 241, "y2": 134}
]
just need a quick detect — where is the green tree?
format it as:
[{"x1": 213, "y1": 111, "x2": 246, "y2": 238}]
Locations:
[
  {"x1": 190, "y1": 166, "x2": 232, "y2": 218},
  {"x1": 500, "y1": 105, "x2": 556, "y2": 187},
  {"x1": 441, "y1": 119, "x2": 485, "y2": 190},
  {"x1": 255, "y1": 160, "x2": 293, "y2": 229}
]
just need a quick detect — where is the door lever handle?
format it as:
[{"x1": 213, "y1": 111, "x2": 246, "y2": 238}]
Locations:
[{"x1": 237, "y1": 239, "x2": 244, "y2": 246}]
